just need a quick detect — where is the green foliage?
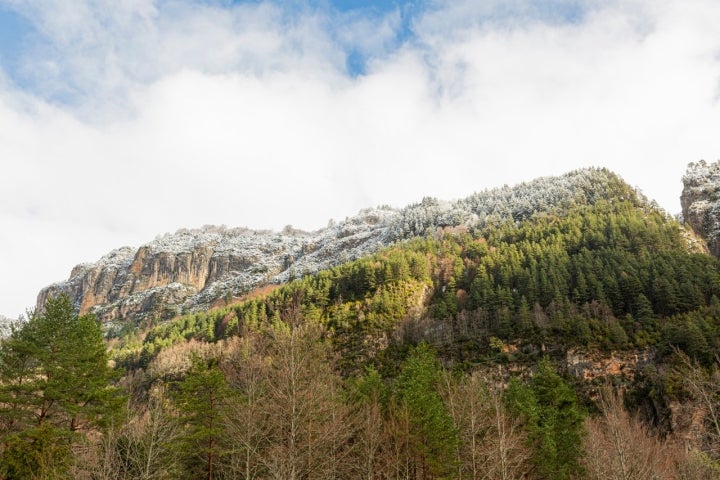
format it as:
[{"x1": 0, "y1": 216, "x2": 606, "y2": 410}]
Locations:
[
  {"x1": 425, "y1": 201, "x2": 719, "y2": 355},
  {"x1": 660, "y1": 309, "x2": 720, "y2": 366},
  {"x1": 0, "y1": 294, "x2": 122, "y2": 478},
  {"x1": 506, "y1": 359, "x2": 586, "y2": 480},
  {"x1": 348, "y1": 365, "x2": 388, "y2": 406},
  {"x1": 1, "y1": 423, "x2": 73, "y2": 479},
  {"x1": 394, "y1": 343, "x2": 458, "y2": 477},
  {"x1": 172, "y1": 354, "x2": 232, "y2": 480}
]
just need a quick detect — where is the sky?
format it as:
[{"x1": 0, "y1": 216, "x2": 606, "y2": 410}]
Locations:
[{"x1": 1, "y1": 0, "x2": 720, "y2": 319}]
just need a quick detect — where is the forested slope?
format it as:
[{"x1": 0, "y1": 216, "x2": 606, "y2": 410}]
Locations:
[
  {"x1": 121, "y1": 198, "x2": 720, "y2": 373},
  {"x1": 96, "y1": 188, "x2": 720, "y2": 478}
]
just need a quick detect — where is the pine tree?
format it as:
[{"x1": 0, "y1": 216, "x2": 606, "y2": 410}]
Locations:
[
  {"x1": 506, "y1": 358, "x2": 586, "y2": 480},
  {"x1": 173, "y1": 354, "x2": 232, "y2": 480},
  {"x1": 394, "y1": 343, "x2": 458, "y2": 478},
  {"x1": 634, "y1": 293, "x2": 655, "y2": 330},
  {"x1": 0, "y1": 294, "x2": 121, "y2": 478}
]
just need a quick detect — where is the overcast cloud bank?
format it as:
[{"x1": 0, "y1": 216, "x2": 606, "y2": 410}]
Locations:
[{"x1": 1, "y1": 0, "x2": 720, "y2": 317}]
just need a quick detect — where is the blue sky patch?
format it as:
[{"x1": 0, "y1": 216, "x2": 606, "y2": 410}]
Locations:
[
  {"x1": 345, "y1": 49, "x2": 366, "y2": 76},
  {"x1": 0, "y1": 6, "x2": 34, "y2": 79},
  {"x1": 0, "y1": 0, "x2": 590, "y2": 100}
]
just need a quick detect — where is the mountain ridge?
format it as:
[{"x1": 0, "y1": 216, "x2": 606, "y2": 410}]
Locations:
[
  {"x1": 36, "y1": 167, "x2": 654, "y2": 326},
  {"x1": 22, "y1": 166, "x2": 720, "y2": 477}
]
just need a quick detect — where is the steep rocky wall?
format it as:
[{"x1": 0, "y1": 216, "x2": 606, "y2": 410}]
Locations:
[
  {"x1": 565, "y1": 348, "x2": 655, "y2": 381},
  {"x1": 36, "y1": 210, "x2": 399, "y2": 325},
  {"x1": 681, "y1": 160, "x2": 720, "y2": 256}
]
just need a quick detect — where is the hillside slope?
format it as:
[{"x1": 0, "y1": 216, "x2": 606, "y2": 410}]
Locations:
[{"x1": 119, "y1": 193, "x2": 720, "y2": 375}]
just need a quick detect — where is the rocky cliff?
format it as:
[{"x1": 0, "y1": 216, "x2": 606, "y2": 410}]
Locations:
[
  {"x1": 37, "y1": 168, "x2": 648, "y2": 325},
  {"x1": 681, "y1": 160, "x2": 720, "y2": 256},
  {"x1": 37, "y1": 209, "x2": 398, "y2": 326}
]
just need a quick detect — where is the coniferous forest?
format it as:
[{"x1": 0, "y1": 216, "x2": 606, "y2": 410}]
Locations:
[{"x1": 3, "y1": 176, "x2": 720, "y2": 479}]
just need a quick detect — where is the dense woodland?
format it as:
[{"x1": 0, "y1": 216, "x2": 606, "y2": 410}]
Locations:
[{"x1": 3, "y1": 179, "x2": 720, "y2": 478}]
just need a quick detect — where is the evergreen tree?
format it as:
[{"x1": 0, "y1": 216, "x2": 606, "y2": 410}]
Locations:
[
  {"x1": 172, "y1": 354, "x2": 232, "y2": 480},
  {"x1": 394, "y1": 343, "x2": 458, "y2": 478},
  {"x1": 634, "y1": 293, "x2": 655, "y2": 329},
  {"x1": 0, "y1": 294, "x2": 121, "y2": 478},
  {"x1": 506, "y1": 359, "x2": 586, "y2": 480}
]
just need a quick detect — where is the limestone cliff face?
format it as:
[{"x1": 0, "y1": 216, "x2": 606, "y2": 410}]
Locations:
[
  {"x1": 681, "y1": 160, "x2": 720, "y2": 256},
  {"x1": 37, "y1": 211, "x2": 400, "y2": 325},
  {"x1": 565, "y1": 348, "x2": 655, "y2": 381}
]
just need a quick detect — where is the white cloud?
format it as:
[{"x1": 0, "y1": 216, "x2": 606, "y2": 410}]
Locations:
[
  {"x1": 1, "y1": 0, "x2": 720, "y2": 317},
  {"x1": 334, "y1": 7, "x2": 402, "y2": 60}
]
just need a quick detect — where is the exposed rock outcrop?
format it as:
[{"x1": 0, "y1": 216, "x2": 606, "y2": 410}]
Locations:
[
  {"x1": 565, "y1": 348, "x2": 655, "y2": 382},
  {"x1": 37, "y1": 209, "x2": 398, "y2": 326},
  {"x1": 681, "y1": 160, "x2": 720, "y2": 256}
]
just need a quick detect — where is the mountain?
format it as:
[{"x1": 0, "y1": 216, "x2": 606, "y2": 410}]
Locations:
[
  {"x1": 682, "y1": 159, "x2": 720, "y2": 256},
  {"x1": 127, "y1": 187, "x2": 717, "y2": 374},
  {"x1": 37, "y1": 168, "x2": 645, "y2": 326},
  {"x1": 17, "y1": 166, "x2": 720, "y2": 478}
]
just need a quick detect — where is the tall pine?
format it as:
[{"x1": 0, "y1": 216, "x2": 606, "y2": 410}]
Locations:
[
  {"x1": 394, "y1": 343, "x2": 458, "y2": 478},
  {"x1": 172, "y1": 354, "x2": 232, "y2": 480},
  {"x1": 0, "y1": 294, "x2": 121, "y2": 478},
  {"x1": 506, "y1": 358, "x2": 586, "y2": 480}
]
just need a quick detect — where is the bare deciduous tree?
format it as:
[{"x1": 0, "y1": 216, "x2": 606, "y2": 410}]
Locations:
[
  {"x1": 583, "y1": 386, "x2": 675, "y2": 480},
  {"x1": 263, "y1": 319, "x2": 351, "y2": 480},
  {"x1": 677, "y1": 351, "x2": 720, "y2": 459},
  {"x1": 221, "y1": 334, "x2": 272, "y2": 480},
  {"x1": 346, "y1": 368, "x2": 387, "y2": 480},
  {"x1": 384, "y1": 400, "x2": 413, "y2": 480},
  {"x1": 90, "y1": 388, "x2": 182, "y2": 480},
  {"x1": 442, "y1": 371, "x2": 530, "y2": 480}
]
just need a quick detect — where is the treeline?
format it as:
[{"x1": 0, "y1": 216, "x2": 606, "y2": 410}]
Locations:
[{"x1": 3, "y1": 295, "x2": 719, "y2": 479}]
